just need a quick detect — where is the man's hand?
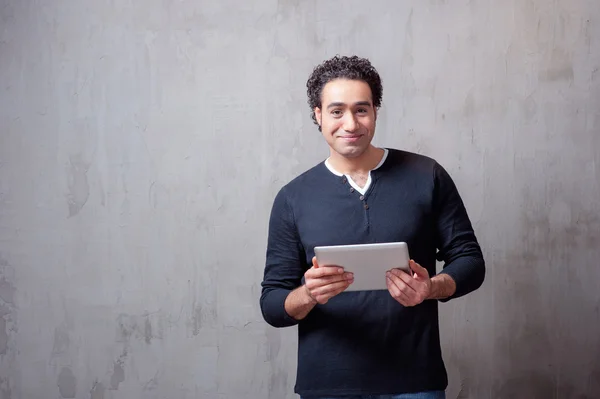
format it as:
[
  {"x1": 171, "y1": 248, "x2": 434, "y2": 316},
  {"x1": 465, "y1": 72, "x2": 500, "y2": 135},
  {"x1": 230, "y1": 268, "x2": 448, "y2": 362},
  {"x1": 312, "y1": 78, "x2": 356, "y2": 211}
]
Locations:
[
  {"x1": 284, "y1": 256, "x2": 353, "y2": 321},
  {"x1": 304, "y1": 256, "x2": 354, "y2": 304},
  {"x1": 386, "y1": 259, "x2": 431, "y2": 307}
]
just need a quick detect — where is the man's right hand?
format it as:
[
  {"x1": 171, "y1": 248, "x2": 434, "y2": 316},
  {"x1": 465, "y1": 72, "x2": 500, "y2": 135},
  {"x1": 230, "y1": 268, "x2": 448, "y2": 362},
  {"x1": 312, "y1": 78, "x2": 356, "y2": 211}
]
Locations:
[{"x1": 303, "y1": 256, "x2": 354, "y2": 304}]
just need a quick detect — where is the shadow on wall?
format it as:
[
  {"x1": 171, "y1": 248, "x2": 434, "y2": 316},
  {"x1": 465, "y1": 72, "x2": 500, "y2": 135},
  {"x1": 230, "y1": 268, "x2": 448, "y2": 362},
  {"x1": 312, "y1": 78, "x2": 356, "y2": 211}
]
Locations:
[
  {"x1": 491, "y1": 197, "x2": 600, "y2": 399},
  {"x1": 0, "y1": 254, "x2": 16, "y2": 399},
  {"x1": 440, "y1": 187, "x2": 600, "y2": 399}
]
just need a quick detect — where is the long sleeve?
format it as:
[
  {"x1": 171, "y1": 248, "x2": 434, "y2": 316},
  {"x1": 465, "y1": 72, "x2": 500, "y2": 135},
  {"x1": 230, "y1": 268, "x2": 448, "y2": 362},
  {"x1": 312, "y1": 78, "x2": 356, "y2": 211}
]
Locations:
[
  {"x1": 260, "y1": 187, "x2": 306, "y2": 327},
  {"x1": 432, "y1": 162, "x2": 486, "y2": 301}
]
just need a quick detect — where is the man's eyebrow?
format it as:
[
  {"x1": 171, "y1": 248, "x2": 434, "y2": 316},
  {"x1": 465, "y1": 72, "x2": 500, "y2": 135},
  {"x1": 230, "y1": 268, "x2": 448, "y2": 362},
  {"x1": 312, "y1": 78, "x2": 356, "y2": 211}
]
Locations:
[{"x1": 326, "y1": 101, "x2": 372, "y2": 109}]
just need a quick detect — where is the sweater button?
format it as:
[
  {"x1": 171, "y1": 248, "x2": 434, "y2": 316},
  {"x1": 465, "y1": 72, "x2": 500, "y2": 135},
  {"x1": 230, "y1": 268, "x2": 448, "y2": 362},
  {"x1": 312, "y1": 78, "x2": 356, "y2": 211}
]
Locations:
[
  {"x1": 341, "y1": 177, "x2": 347, "y2": 184},
  {"x1": 359, "y1": 195, "x2": 365, "y2": 201},
  {"x1": 350, "y1": 188, "x2": 355, "y2": 193},
  {"x1": 364, "y1": 203, "x2": 369, "y2": 210}
]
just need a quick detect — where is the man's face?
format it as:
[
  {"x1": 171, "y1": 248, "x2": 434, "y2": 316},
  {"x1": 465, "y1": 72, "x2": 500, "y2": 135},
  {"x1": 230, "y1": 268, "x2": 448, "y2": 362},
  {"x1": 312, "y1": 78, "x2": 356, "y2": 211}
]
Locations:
[{"x1": 314, "y1": 78, "x2": 377, "y2": 159}]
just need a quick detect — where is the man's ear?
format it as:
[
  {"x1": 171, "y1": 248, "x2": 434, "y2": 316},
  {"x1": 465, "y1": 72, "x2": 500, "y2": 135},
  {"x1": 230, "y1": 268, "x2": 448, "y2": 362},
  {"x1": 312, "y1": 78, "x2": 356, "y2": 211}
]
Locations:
[{"x1": 314, "y1": 107, "x2": 322, "y2": 126}]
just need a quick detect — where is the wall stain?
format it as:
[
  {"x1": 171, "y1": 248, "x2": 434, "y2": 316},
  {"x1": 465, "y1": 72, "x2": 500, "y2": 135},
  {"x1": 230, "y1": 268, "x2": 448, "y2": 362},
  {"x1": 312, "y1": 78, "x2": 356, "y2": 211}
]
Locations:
[
  {"x1": 495, "y1": 373, "x2": 555, "y2": 399},
  {"x1": 0, "y1": 277, "x2": 15, "y2": 305},
  {"x1": 0, "y1": 377, "x2": 11, "y2": 399},
  {"x1": 541, "y1": 64, "x2": 574, "y2": 82},
  {"x1": 0, "y1": 254, "x2": 14, "y2": 358},
  {"x1": 144, "y1": 317, "x2": 152, "y2": 344},
  {"x1": 520, "y1": 206, "x2": 599, "y2": 253},
  {"x1": 90, "y1": 381, "x2": 105, "y2": 399},
  {"x1": 192, "y1": 305, "x2": 202, "y2": 336},
  {"x1": 187, "y1": 300, "x2": 217, "y2": 337},
  {"x1": 109, "y1": 350, "x2": 127, "y2": 390},
  {"x1": 0, "y1": 256, "x2": 14, "y2": 304},
  {"x1": 463, "y1": 88, "x2": 475, "y2": 118},
  {"x1": 588, "y1": 362, "x2": 600, "y2": 397},
  {"x1": 556, "y1": 381, "x2": 596, "y2": 399},
  {"x1": 52, "y1": 325, "x2": 70, "y2": 355},
  {"x1": 0, "y1": 317, "x2": 7, "y2": 356},
  {"x1": 66, "y1": 153, "x2": 90, "y2": 217},
  {"x1": 265, "y1": 328, "x2": 280, "y2": 361},
  {"x1": 583, "y1": 18, "x2": 592, "y2": 54},
  {"x1": 116, "y1": 313, "x2": 162, "y2": 343},
  {"x1": 116, "y1": 314, "x2": 133, "y2": 343},
  {"x1": 445, "y1": 361, "x2": 468, "y2": 399},
  {"x1": 540, "y1": 48, "x2": 574, "y2": 82},
  {"x1": 401, "y1": 8, "x2": 414, "y2": 68},
  {"x1": 521, "y1": 94, "x2": 538, "y2": 122},
  {"x1": 268, "y1": 368, "x2": 288, "y2": 398},
  {"x1": 57, "y1": 367, "x2": 77, "y2": 398},
  {"x1": 143, "y1": 370, "x2": 159, "y2": 391}
]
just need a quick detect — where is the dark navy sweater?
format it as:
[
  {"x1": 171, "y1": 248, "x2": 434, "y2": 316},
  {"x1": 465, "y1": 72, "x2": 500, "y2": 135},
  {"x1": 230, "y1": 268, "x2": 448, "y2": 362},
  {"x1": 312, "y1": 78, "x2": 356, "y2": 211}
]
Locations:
[{"x1": 260, "y1": 148, "x2": 485, "y2": 397}]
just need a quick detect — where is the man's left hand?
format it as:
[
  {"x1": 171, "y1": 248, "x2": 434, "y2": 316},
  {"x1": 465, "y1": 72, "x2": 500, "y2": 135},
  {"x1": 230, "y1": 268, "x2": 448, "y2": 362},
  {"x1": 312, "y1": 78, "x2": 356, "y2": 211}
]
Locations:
[{"x1": 386, "y1": 260, "x2": 431, "y2": 307}]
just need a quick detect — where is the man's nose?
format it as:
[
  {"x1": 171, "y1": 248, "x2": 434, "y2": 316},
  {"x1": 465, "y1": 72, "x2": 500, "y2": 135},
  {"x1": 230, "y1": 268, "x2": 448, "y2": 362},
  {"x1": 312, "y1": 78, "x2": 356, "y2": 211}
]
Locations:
[{"x1": 343, "y1": 114, "x2": 359, "y2": 132}]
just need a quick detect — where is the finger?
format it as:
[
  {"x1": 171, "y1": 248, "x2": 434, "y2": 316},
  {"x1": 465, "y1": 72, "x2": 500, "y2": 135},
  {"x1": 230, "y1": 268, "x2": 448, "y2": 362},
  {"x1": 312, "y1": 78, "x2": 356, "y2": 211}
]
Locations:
[
  {"x1": 409, "y1": 260, "x2": 429, "y2": 278},
  {"x1": 327, "y1": 281, "x2": 352, "y2": 298},
  {"x1": 312, "y1": 256, "x2": 319, "y2": 268},
  {"x1": 307, "y1": 266, "x2": 345, "y2": 278},
  {"x1": 387, "y1": 270, "x2": 417, "y2": 293},
  {"x1": 386, "y1": 277, "x2": 411, "y2": 305},
  {"x1": 306, "y1": 272, "x2": 353, "y2": 288},
  {"x1": 388, "y1": 268, "x2": 413, "y2": 283},
  {"x1": 313, "y1": 279, "x2": 353, "y2": 298},
  {"x1": 386, "y1": 274, "x2": 412, "y2": 300}
]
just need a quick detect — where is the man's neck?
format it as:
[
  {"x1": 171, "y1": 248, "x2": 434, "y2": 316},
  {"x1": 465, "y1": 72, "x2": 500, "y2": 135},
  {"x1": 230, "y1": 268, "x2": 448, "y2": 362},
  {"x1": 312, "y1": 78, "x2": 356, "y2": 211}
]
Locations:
[{"x1": 327, "y1": 145, "x2": 385, "y2": 175}]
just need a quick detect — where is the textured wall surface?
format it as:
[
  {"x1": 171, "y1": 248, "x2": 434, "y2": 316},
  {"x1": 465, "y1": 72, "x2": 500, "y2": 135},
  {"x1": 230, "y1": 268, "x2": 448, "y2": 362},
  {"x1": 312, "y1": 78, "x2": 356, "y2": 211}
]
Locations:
[{"x1": 1, "y1": 1, "x2": 599, "y2": 398}]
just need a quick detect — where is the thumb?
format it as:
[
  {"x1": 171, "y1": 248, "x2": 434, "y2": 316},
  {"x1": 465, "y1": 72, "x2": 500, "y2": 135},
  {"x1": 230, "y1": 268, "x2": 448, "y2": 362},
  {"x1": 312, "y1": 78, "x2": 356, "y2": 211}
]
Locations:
[
  {"x1": 409, "y1": 259, "x2": 427, "y2": 277},
  {"x1": 312, "y1": 256, "x2": 319, "y2": 268}
]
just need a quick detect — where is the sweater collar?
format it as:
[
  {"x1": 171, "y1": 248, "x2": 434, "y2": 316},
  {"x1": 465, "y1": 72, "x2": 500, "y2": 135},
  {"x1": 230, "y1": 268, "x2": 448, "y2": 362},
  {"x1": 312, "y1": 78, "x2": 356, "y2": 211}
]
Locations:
[{"x1": 324, "y1": 148, "x2": 389, "y2": 177}]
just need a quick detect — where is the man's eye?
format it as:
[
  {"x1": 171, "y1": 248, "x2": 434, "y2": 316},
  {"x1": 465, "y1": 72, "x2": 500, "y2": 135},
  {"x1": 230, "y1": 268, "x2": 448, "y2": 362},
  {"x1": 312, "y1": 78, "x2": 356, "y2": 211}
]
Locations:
[
  {"x1": 357, "y1": 108, "x2": 367, "y2": 114},
  {"x1": 331, "y1": 110, "x2": 343, "y2": 116}
]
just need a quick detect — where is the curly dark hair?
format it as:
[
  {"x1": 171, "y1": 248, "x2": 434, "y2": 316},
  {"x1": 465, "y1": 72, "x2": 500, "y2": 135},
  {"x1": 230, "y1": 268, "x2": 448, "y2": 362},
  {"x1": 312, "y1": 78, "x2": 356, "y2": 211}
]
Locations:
[{"x1": 306, "y1": 55, "x2": 383, "y2": 130}]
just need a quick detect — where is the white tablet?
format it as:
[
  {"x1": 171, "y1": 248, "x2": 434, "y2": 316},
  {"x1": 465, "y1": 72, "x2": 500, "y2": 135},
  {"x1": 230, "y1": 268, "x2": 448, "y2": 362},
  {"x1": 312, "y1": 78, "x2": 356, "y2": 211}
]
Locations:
[{"x1": 313, "y1": 242, "x2": 411, "y2": 292}]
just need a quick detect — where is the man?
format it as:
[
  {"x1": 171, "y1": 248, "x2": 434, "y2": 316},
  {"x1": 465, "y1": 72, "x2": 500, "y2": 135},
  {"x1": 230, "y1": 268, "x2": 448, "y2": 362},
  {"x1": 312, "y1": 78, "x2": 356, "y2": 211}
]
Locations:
[{"x1": 259, "y1": 55, "x2": 485, "y2": 399}]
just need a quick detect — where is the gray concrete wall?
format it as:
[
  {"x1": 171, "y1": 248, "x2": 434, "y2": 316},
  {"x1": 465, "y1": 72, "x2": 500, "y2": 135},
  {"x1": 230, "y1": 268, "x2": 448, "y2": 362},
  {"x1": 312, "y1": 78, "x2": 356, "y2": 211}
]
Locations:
[{"x1": 1, "y1": 1, "x2": 598, "y2": 398}]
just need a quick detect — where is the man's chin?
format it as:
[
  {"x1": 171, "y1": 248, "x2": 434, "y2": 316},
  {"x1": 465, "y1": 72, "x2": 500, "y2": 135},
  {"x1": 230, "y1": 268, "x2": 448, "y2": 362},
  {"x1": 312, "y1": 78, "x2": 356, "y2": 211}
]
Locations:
[{"x1": 334, "y1": 145, "x2": 368, "y2": 159}]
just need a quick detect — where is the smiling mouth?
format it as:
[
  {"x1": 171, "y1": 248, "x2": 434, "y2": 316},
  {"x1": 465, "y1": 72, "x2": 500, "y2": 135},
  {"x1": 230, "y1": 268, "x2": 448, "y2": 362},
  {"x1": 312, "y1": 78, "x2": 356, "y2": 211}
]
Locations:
[{"x1": 339, "y1": 134, "x2": 363, "y2": 142}]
